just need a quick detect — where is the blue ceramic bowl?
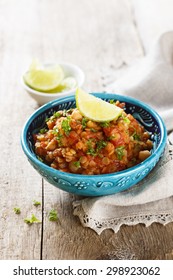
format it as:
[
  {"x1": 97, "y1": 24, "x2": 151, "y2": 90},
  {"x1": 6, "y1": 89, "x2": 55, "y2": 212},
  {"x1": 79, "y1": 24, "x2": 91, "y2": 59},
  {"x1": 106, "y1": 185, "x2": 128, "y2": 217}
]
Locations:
[{"x1": 21, "y1": 93, "x2": 167, "y2": 196}]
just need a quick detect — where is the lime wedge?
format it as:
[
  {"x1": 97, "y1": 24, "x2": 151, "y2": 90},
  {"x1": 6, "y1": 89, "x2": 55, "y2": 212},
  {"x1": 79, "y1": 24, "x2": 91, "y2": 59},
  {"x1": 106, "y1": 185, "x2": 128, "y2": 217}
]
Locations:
[
  {"x1": 76, "y1": 88, "x2": 123, "y2": 122},
  {"x1": 61, "y1": 77, "x2": 77, "y2": 89},
  {"x1": 23, "y1": 64, "x2": 64, "y2": 92},
  {"x1": 48, "y1": 77, "x2": 77, "y2": 93}
]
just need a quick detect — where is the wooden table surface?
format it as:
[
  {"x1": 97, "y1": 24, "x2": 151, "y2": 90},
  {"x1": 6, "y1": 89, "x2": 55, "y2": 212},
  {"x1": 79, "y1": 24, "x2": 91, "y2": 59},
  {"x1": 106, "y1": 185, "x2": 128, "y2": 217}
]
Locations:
[{"x1": 1, "y1": 0, "x2": 173, "y2": 260}]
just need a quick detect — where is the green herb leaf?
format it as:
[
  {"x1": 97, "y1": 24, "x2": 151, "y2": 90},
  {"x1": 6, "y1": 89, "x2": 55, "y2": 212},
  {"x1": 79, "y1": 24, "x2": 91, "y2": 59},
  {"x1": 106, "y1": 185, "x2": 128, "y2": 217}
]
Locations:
[
  {"x1": 107, "y1": 135, "x2": 115, "y2": 141},
  {"x1": 33, "y1": 200, "x2": 41, "y2": 207},
  {"x1": 90, "y1": 128, "x2": 97, "y2": 132},
  {"x1": 81, "y1": 117, "x2": 88, "y2": 129},
  {"x1": 87, "y1": 139, "x2": 96, "y2": 156},
  {"x1": 24, "y1": 214, "x2": 41, "y2": 225},
  {"x1": 100, "y1": 121, "x2": 110, "y2": 128},
  {"x1": 52, "y1": 127, "x2": 59, "y2": 135},
  {"x1": 116, "y1": 146, "x2": 125, "y2": 160},
  {"x1": 62, "y1": 116, "x2": 71, "y2": 135},
  {"x1": 74, "y1": 161, "x2": 81, "y2": 168},
  {"x1": 53, "y1": 111, "x2": 61, "y2": 119},
  {"x1": 13, "y1": 207, "x2": 21, "y2": 214},
  {"x1": 48, "y1": 209, "x2": 58, "y2": 222},
  {"x1": 133, "y1": 133, "x2": 141, "y2": 141},
  {"x1": 121, "y1": 115, "x2": 130, "y2": 124},
  {"x1": 96, "y1": 140, "x2": 107, "y2": 151},
  {"x1": 109, "y1": 99, "x2": 115, "y2": 104},
  {"x1": 56, "y1": 133, "x2": 63, "y2": 146},
  {"x1": 39, "y1": 128, "x2": 48, "y2": 134},
  {"x1": 46, "y1": 111, "x2": 62, "y2": 123}
]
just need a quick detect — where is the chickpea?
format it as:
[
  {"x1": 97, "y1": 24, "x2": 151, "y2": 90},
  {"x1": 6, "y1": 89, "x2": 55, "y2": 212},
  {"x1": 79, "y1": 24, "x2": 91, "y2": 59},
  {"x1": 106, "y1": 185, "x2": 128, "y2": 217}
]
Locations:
[
  {"x1": 69, "y1": 161, "x2": 80, "y2": 173},
  {"x1": 59, "y1": 162, "x2": 67, "y2": 169},
  {"x1": 86, "y1": 120, "x2": 100, "y2": 130},
  {"x1": 80, "y1": 156, "x2": 87, "y2": 164},
  {"x1": 102, "y1": 157, "x2": 110, "y2": 165},
  {"x1": 89, "y1": 160, "x2": 96, "y2": 167},
  {"x1": 71, "y1": 109, "x2": 82, "y2": 120},
  {"x1": 53, "y1": 148, "x2": 62, "y2": 157},
  {"x1": 146, "y1": 139, "x2": 153, "y2": 149},
  {"x1": 76, "y1": 141, "x2": 84, "y2": 150},
  {"x1": 138, "y1": 150, "x2": 151, "y2": 161},
  {"x1": 105, "y1": 142, "x2": 114, "y2": 155},
  {"x1": 46, "y1": 139, "x2": 57, "y2": 151},
  {"x1": 55, "y1": 156, "x2": 64, "y2": 163},
  {"x1": 143, "y1": 132, "x2": 150, "y2": 140}
]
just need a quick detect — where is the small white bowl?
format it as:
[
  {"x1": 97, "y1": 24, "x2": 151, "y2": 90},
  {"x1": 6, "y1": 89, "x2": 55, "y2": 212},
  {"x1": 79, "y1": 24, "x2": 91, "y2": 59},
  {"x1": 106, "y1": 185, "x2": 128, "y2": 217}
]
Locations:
[{"x1": 21, "y1": 62, "x2": 85, "y2": 106}]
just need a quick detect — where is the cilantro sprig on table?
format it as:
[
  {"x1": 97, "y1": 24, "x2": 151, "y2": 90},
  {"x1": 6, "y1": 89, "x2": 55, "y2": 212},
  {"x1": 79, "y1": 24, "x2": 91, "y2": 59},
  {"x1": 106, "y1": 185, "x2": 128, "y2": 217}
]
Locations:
[
  {"x1": 13, "y1": 201, "x2": 59, "y2": 225},
  {"x1": 13, "y1": 207, "x2": 21, "y2": 214},
  {"x1": 33, "y1": 200, "x2": 41, "y2": 207},
  {"x1": 24, "y1": 214, "x2": 41, "y2": 225},
  {"x1": 48, "y1": 209, "x2": 58, "y2": 222}
]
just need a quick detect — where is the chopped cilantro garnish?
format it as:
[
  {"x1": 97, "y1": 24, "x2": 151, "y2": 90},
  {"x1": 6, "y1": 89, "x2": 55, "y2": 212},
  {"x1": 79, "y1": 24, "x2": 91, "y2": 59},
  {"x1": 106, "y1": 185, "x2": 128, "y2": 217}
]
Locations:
[
  {"x1": 121, "y1": 115, "x2": 130, "y2": 124},
  {"x1": 96, "y1": 140, "x2": 107, "y2": 151},
  {"x1": 62, "y1": 110, "x2": 67, "y2": 116},
  {"x1": 56, "y1": 133, "x2": 63, "y2": 146},
  {"x1": 74, "y1": 161, "x2": 81, "y2": 168},
  {"x1": 90, "y1": 128, "x2": 97, "y2": 132},
  {"x1": 48, "y1": 209, "x2": 58, "y2": 222},
  {"x1": 39, "y1": 128, "x2": 48, "y2": 134},
  {"x1": 87, "y1": 147, "x2": 96, "y2": 156},
  {"x1": 62, "y1": 116, "x2": 71, "y2": 135},
  {"x1": 45, "y1": 116, "x2": 50, "y2": 122},
  {"x1": 33, "y1": 200, "x2": 41, "y2": 207},
  {"x1": 46, "y1": 111, "x2": 61, "y2": 122},
  {"x1": 81, "y1": 117, "x2": 87, "y2": 129},
  {"x1": 87, "y1": 139, "x2": 96, "y2": 156},
  {"x1": 109, "y1": 99, "x2": 115, "y2": 104},
  {"x1": 133, "y1": 133, "x2": 141, "y2": 141},
  {"x1": 107, "y1": 135, "x2": 115, "y2": 141},
  {"x1": 13, "y1": 207, "x2": 21, "y2": 214},
  {"x1": 86, "y1": 139, "x2": 107, "y2": 155},
  {"x1": 116, "y1": 146, "x2": 125, "y2": 160},
  {"x1": 53, "y1": 111, "x2": 61, "y2": 118},
  {"x1": 24, "y1": 214, "x2": 41, "y2": 225},
  {"x1": 100, "y1": 121, "x2": 110, "y2": 128},
  {"x1": 52, "y1": 127, "x2": 59, "y2": 135},
  {"x1": 52, "y1": 128, "x2": 63, "y2": 145}
]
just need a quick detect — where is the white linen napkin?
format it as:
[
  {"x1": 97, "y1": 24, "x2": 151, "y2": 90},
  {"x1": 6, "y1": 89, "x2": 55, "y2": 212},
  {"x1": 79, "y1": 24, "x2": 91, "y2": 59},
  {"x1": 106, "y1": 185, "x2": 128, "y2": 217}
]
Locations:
[{"x1": 73, "y1": 31, "x2": 173, "y2": 234}]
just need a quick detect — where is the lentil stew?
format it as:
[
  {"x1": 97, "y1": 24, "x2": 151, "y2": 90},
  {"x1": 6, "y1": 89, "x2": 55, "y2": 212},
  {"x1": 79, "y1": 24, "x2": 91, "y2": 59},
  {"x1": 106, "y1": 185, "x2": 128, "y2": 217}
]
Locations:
[{"x1": 33, "y1": 101, "x2": 153, "y2": 175}]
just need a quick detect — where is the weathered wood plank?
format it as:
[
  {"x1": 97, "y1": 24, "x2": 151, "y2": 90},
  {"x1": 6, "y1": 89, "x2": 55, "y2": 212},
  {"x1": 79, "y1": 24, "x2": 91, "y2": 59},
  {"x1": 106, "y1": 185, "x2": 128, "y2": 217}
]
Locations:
[{"x1": 0, "y1": 0, "x2": 44, "y2": 259}]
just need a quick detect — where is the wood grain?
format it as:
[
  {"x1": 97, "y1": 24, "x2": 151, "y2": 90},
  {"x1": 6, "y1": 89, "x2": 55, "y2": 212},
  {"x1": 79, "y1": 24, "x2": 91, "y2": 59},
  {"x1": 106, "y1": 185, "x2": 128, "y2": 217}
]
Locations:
[{"x1": 0, "y1": 0, "x2": 173, "y2": 260}]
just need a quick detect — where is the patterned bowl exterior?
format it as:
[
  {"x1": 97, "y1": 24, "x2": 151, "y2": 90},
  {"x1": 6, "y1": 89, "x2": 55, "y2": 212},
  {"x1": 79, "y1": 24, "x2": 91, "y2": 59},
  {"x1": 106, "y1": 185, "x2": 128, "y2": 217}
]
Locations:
[{"x1": 21, "y1": 93, "x2": 167, "y2": 196}]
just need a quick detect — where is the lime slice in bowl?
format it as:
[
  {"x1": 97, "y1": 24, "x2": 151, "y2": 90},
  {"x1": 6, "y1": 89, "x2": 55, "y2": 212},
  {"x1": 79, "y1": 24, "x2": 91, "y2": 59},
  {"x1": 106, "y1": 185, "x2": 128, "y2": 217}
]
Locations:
[
  {"x1": 76, "y1": 88, "x2": 123, "y2": 122},
  {"x1": 48, "y1": 77, "x2": 77, "y2": 93},
  {"x1": 23, "y1": 64, "x2": 64, "y2": 92},
  {"x1": 61, "y1": 77, "x2": 77, "y2": 89}
]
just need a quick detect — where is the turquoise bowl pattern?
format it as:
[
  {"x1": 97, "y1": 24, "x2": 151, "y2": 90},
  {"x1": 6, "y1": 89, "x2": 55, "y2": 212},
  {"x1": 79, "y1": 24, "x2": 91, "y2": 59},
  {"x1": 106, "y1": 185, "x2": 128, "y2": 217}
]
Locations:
[{"x1": 21, "y1": 93, "x2": 167, "y2": 196}]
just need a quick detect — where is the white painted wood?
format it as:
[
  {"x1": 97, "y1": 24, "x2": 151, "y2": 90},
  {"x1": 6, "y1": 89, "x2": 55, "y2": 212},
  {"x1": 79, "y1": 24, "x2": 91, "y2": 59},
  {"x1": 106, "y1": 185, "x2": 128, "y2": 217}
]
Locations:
[{"x1": 132, "y1": 0, "x2": 173, "y2": 52}]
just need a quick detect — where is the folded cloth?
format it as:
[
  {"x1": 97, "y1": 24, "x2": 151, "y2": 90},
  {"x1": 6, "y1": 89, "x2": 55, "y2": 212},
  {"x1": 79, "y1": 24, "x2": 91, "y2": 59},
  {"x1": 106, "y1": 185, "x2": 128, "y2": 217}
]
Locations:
[{"x1": 73, "y1": 31, "x2": 173, "y2": 234}]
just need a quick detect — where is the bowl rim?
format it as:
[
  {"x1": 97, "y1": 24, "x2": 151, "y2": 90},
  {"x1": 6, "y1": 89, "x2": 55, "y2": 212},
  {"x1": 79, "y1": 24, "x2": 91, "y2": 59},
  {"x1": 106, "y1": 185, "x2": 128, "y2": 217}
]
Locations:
[
  {"x1": 21, "y1": 61, "x2": 85, "y2": 97},
  {"x1": 21, "y1": 92, "x2": 167, "y2": 178}
]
